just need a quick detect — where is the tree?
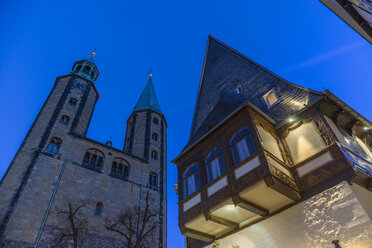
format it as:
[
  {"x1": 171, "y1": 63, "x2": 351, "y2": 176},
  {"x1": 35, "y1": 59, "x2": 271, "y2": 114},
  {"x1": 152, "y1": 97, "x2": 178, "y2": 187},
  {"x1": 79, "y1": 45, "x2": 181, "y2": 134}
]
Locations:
[
  {"x1": 52, "y1": 201, "x2": 88, "y2": 248},
  {"x1": 105, "y1": 192, "x2": 158, "y2": 248}
]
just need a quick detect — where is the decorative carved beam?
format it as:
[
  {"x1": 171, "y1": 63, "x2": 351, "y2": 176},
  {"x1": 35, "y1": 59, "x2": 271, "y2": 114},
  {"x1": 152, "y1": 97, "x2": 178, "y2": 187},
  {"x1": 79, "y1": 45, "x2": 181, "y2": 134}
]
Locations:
[
  {"x1": 182, "y1": 227, "x2": 215, "y2": 242},
  {"x1": 204, "y1": 212, "x2": 238, "y2": 229},
  {"x1": 232, "y1": 195, "x2": 268, "y2": 216}
]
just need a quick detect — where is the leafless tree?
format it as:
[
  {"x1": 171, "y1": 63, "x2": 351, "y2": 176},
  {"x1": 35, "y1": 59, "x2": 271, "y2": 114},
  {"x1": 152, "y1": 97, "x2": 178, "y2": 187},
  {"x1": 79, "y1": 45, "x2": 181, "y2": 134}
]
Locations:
[
  {"x1": 105, "y1": 191, "x2": 158, "y2": 248},
  {"x1": 52, "y1": 201, "x2": 88, "y2": 248}
]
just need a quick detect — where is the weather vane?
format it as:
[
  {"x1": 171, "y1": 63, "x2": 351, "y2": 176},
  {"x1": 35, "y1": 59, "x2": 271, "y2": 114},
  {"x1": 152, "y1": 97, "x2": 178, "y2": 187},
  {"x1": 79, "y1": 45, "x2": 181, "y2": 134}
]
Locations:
[{"x1": 148, "y1": 68, "x2": 152, "y2": 78}]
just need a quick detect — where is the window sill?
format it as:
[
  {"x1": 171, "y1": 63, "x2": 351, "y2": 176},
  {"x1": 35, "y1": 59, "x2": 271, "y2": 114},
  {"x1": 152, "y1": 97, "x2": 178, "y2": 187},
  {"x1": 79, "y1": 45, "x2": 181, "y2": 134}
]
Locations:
[
  {"x1": 110, "y1": 172, "x2": 129, "y2": 181},
  {"x1": 81, "y1": 164, "x2": 103, "y2": 173}
]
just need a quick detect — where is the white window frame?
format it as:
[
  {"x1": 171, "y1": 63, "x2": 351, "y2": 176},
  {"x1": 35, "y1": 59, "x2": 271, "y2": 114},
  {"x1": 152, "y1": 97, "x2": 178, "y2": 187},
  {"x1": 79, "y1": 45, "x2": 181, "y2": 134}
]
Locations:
[{"x1": 263, "y1": 89, "x2": 279, "y2": 108}]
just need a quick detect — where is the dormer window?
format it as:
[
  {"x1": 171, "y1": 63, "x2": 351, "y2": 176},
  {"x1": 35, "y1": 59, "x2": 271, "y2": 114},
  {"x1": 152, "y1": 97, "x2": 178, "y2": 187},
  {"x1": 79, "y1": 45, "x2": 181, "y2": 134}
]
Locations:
[
  {"x1": 263, "y1": 89, "x2": 279, "y2": 108},
  {"x1": 235, "y1": 84, "x2": 243, "y2": 94},
  {"x1": 68, "y1": 98, "x2": 77, "y2": 107}
]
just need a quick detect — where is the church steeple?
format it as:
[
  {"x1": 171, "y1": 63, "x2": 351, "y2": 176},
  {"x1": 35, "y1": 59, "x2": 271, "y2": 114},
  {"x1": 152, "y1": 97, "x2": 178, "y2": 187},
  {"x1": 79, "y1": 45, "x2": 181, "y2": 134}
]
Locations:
[{"x1": 133, "y1": 74, "x2": 162, "y2": 114}]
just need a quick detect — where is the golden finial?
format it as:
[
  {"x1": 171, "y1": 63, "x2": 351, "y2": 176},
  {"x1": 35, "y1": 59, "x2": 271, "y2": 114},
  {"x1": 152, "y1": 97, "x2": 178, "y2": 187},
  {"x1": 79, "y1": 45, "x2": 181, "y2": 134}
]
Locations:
[
  {"x1": 91, "y1": 48, "x2": 97, "y2": 58},
  {"x1": 148, "y1": 68, "x2": 152, "y2": 78}
]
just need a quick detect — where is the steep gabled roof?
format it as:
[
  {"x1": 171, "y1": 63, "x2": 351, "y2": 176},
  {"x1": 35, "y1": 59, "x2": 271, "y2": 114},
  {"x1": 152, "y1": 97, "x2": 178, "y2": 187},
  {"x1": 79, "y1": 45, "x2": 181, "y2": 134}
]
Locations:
[
  {"x1": 189, "y1": 35, "x2": 322, "y2": 143},
  {"x1": 134, "y1": 77, "x2": 163, "y2": 114}
]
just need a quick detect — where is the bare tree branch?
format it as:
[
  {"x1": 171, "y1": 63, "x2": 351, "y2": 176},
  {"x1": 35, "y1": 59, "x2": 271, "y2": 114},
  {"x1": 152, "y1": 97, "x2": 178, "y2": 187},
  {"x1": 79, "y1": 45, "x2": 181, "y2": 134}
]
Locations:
[{"x1": 105, "y1": 191, "x2": 159, "y2": 248}]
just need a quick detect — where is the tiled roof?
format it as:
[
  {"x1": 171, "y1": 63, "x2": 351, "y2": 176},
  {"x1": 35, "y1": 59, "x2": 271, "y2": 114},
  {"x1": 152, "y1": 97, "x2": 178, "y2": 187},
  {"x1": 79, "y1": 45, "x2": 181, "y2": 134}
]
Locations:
[{"x1": 186, "y1": 36, "x2": 323, "y2": 149}]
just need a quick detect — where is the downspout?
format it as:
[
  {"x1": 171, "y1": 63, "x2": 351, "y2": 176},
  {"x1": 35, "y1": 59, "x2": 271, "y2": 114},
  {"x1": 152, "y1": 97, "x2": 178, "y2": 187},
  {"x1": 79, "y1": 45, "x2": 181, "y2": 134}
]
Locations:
[{"x1": 34, "y1": 135, "x2": 75, "y2": 247}]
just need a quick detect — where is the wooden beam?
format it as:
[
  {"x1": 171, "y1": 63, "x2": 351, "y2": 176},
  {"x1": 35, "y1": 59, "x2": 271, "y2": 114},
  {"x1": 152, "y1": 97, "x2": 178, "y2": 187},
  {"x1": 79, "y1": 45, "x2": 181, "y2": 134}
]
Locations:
[
  {"x1": 232, "y1": 195, "x2": 268, "y2": 216},
  {"x1": 204, "y1": 212, "x2": 238, "y2": 229},
  {"x1": 182, "y1": 227, "x2": 215, "y2": 242},
  {"x1": 269, "y1": 177, "x2": 301, "y2": 201}
]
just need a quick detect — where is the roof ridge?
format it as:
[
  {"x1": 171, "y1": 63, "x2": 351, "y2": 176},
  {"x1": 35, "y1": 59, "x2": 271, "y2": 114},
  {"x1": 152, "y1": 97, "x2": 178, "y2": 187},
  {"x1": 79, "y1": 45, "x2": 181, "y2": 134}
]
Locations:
[{"x1": 208, "y1": 35, "x2": 323, "y2": 95}]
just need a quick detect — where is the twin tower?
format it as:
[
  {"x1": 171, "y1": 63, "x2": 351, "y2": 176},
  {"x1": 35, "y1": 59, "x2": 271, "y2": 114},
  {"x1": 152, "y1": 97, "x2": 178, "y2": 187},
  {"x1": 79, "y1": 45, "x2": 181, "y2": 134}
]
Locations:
[{"x1": 0, "y1": 55, "x2": 167, "y2": 247}]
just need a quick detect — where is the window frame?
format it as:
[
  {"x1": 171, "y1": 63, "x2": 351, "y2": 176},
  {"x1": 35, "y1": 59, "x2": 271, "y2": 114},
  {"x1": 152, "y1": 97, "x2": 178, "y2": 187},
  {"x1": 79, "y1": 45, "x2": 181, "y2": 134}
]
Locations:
[
  {"x1": 230, "y1": 128, "x2": 256, "y2": 165},
  {"x1": 182, "y1": 164, "x2": 200, "y2": 199},
  {"x1": 263, "y1": 89, "x2": 279, "y2": 108},
  {"x1": 205, "y1": 147, "x2": 225, "y2": 182}
]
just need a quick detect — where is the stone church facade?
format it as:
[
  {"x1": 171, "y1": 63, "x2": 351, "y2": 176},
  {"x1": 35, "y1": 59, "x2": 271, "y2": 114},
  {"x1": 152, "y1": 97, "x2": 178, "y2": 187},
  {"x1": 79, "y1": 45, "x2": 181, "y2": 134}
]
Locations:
[
  {"x1": 173, "y1": 36, "x2": 372, "y2": 248},
  {"x1": 0, "y1": 56, "x2": 167, "y2": 247}
]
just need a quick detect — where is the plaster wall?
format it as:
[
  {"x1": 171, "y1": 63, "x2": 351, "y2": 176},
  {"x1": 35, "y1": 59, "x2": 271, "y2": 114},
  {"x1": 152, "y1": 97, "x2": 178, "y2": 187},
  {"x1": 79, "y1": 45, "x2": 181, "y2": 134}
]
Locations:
[{"x1": 196, "y1": 182, "x2": 372, "y2": 248}]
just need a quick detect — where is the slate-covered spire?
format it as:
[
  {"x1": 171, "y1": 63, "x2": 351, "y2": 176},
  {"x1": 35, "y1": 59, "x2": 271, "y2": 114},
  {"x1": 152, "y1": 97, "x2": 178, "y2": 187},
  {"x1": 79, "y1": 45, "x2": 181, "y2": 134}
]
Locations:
[{"x1": 134, "y1": 74, "x2": 162, "y2": 114}]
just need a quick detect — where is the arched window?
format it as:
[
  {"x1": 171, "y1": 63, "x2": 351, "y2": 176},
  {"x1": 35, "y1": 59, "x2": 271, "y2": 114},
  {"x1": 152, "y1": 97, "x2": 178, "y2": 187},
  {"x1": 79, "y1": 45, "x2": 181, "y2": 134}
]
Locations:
[
  {"x1": 46, "y1": 137, "x2": 62, "y2": 154},
  {"x1": 152, "y1": 132, "x2": 158, "y2": 141},
  {"x1": 59, "y1": 115, "x2": 70, "y2": 125},
  {"x1": 94, "y1": 202, "x2": 103, "y2": 216},
  {"x1": 205, "y1": 147, "x2": 225, "y2": 182},
  {"x1": 149, "y1": 172, "x2": 158, "y2": 189},
  {"x1": 74, "y1": 65, "x2": 82, "y2": 72},
  {"x1": 153, "y1": 117, "x2": 159, "y2": 124},
  {"x1": 82, "y1": 66, "x2": 91, "y2": 74},
  {"x1": 230, "y1": 128, "x2": 255, "y2": 164},
  {"x1": 151, "y1": 150, "x2": 158, "y2": 160},
  {"x1": 83, "y1": 149, "x2": 104, "y2": 172},
  {"x1": 183, "y1": 164, "x2": 200, "y2": 198},
  {"x1": 111, "y1": 158, "x2": 130, "y2": 179},
  {"x1": 68, "y1": 98, "x2": 77, "y2": 107},
  {"x1": 91, "y1": 70, "x2": 95, "y2": 79}
]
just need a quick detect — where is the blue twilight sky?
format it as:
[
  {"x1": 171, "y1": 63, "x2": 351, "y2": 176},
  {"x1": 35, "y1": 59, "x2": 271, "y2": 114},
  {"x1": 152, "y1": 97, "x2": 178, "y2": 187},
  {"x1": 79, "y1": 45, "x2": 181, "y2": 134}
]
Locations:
[{"x1": 0, "y1": 0, "x2": 371, "y2": 247}]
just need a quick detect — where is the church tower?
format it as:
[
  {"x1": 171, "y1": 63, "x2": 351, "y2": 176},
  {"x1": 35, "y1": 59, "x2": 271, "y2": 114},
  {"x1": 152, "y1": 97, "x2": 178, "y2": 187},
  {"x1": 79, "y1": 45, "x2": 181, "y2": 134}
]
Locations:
[
  {"x1": 0, "y1": 54, "x2": 167, "y2": 248},
  {"x1": 0, "y1": 54, "x2": 100, "y2": 242},
  {"x1": 124, "y1": 74, "x2": 167, "y2": 247}
]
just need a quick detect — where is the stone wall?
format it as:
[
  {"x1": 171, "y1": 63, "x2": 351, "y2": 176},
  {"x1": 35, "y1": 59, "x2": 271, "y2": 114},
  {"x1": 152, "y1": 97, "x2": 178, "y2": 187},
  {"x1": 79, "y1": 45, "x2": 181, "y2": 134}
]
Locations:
[{"x1": 190, "y1": 182, "x2": 372, "y2": 248}]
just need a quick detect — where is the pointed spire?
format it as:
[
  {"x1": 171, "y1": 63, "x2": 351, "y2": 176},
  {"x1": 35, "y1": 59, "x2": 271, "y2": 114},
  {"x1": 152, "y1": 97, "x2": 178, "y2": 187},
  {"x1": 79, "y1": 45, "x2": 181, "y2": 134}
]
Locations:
[{"x1": 134, "y1": 75, "x2": 162, "y2": 114}]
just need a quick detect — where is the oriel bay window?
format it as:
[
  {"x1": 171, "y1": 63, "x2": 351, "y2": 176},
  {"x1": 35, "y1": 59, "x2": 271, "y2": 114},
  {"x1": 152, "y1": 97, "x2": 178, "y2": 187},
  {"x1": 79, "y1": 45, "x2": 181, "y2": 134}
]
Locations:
[
  {"x1": 205, "y1": 147, "x2": 225, "y2": 182},
  {"x1": 182, "y1": 164, "x2": 200, "y2": 198},
  {"x1": 230, "y1": 127, "x2": 255, "y2": 164}
]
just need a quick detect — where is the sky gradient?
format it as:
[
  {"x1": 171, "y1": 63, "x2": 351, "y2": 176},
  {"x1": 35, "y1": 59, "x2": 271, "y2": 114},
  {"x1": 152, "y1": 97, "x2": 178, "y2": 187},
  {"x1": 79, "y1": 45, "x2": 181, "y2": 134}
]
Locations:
[{"x1": 0, "y1": 0, "x2": 371, "y2": 247}]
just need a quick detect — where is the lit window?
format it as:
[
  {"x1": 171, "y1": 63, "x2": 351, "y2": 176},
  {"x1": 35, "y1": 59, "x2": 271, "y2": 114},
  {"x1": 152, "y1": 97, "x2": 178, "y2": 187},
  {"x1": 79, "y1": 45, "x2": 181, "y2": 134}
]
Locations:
[
  {"x1": 263, "y1": 89, "x2": 279, "y2": 108},
  {"x1": 230, "y1": 128, "x2": 255, "y2": 164},
  {"x1": 46, "y1": 138, "x2": 62, "y2": 154},
  {"x1": 68, "y1": 98, "x2": 77, "y2": 107},
  {"x1": 182, "y1": 164, "x2": 200, "y2": 198},
  {"x1": 205, "y1": 148, "x2": 225, "y2": 182},
  {"x1": 235, "y1": 85, "x2": 243, "y2": 94}
]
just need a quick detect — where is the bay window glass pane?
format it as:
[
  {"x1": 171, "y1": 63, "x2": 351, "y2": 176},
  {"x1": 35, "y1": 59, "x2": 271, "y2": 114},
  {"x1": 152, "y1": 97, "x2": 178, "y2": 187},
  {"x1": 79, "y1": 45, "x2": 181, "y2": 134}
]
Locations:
[
  {"x1": 236, "y1": 138, "x2": 250, "y2": 161},
  {"x1": 210, "y1": 158, "x2": 221, "y2": 180},
  {"x1": 187, "y1": 175, "x2": 196, "y2": 195}
]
